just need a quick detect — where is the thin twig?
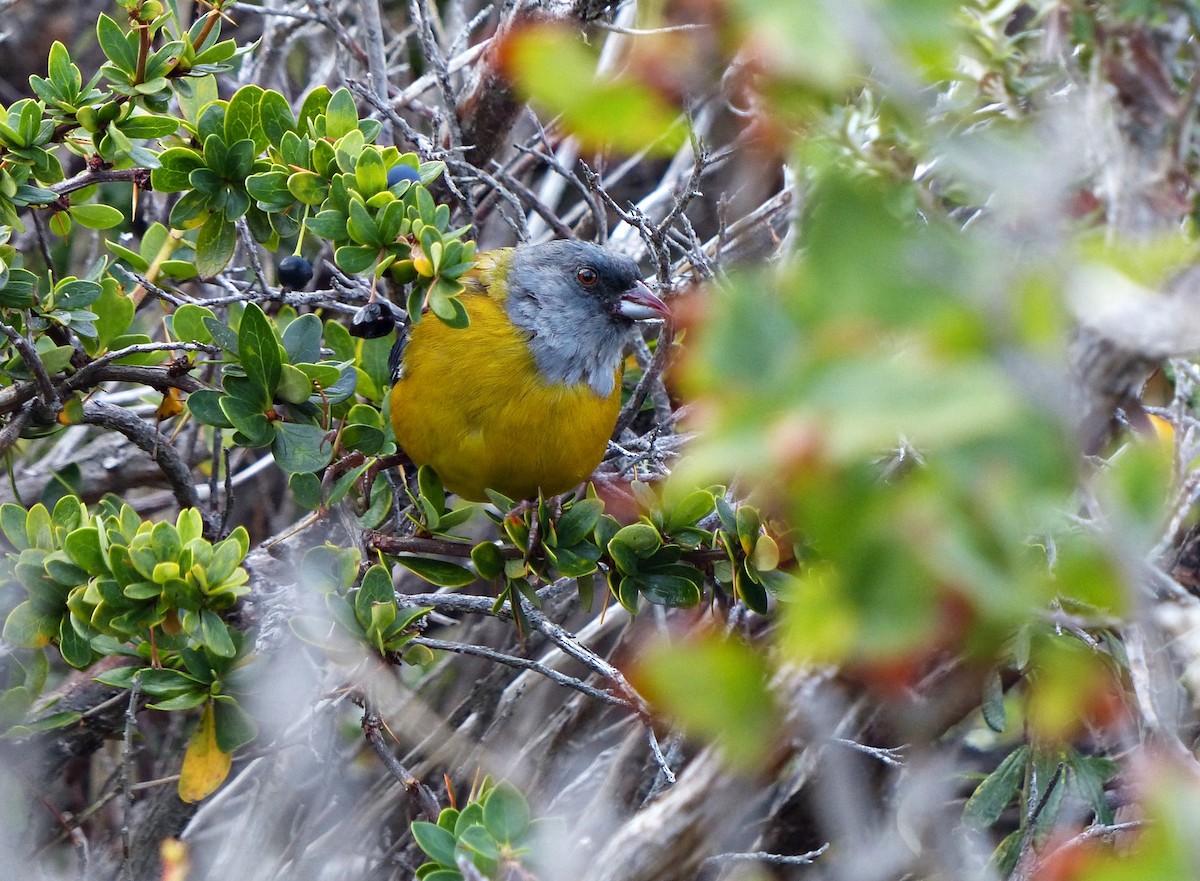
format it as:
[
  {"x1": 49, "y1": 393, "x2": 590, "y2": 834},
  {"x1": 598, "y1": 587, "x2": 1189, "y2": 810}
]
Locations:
[
  {"x1": 358, "y1": 0, "x2": 393, "y2": 143},
  {"x1": 81, "y1": 401, "x2": 217, "y2": 537},
  {"x1": 412, "y1": 636, "x2": 635, "y2": 708},
  {"x1": 0, "y1": 319, "x2": 59, "y2": 416},
  {"x1": 119, "y1": 672, "x2": 141, "y2": 881},
  {"x1": 613, "y1": 321, "x2": 674, "y2": 438},
  {"x1": 360, "y1": 697, "x2": 441, "y2": 820},
  {"x1": 702, "y1": 844, "x2": 830, "y2": 867}
]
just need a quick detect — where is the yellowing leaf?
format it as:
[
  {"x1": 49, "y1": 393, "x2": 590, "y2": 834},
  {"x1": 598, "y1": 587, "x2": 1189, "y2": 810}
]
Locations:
[
  {"x1": 178, "y1": 702, "x2": 231, "y2": 803},
  {"x1": 157, "y1": 387, "x2": 185, "y2": 420}
]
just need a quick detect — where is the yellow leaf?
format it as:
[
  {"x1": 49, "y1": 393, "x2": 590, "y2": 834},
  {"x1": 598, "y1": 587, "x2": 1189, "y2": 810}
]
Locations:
[
  {"x1": 157, "y1": 387, "x2": 185, "y2": 420},
  {"x1": 178, "y1": 702, "x2": 231, "y2": 803}
]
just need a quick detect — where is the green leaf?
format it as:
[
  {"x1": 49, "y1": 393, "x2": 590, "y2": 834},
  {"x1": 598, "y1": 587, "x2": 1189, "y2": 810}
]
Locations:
[
  {"x1": 212, "y1": 695, "x2": 258, "y2": 752},
  {"x1": 458, "y1": 824, "x2": 501, "y2": 860},
  {"x1": 226, "y1": 85, "x2": 266, "y2": 154},
  {"x1": 237, "y1": 303, "x2": 281, "y2": 405},
  {"x1": 334, "y1": 128, "x2": 366, "y2": 174},
  {"x1": 201, "y1": 610, "x2": 236, "y2": 658},
  {"x1": 306, "y1": 208, "x2": 347, "y2": 240},
  {"x1": 64, "y1": 527, "x2": 106, "y2": 575},
  {"x1": 355, "y1": 148, "x2": 387, "y2": 195},
  {"x1": 53, "y1": 278, "x2": 102, "y2": 309},
  {"x1": 259, "y1": 89, "x2": 296, "y2": 144},
  {"x1": 554, "y1": 499, "x2": 604, "y2": 548},
  {"x1": 194, "y1": 214, "x2": 237, "y2": 276},
  {"x1": 286, "y1": 171, "x2": 328, "y2": 206},
  {"x1": 346, "y1": 198, "x2": 382, "y2": 247},
  {"x1": 276, "y1": 363, "x2": 313, "y2": 404},
  {"x1": 0, "y1": 503, "x2": 31, "y2": 550},
  {"x1": 297, "y1": 86, "x2": 331, "y2": 130},
  {"x1": 735, "y1": 506, "x2": 762, "y2": 554},
  {"x1": 272, "y1": 422, "x2": 332, "y2": 473},
  {"x1": 69, "y1": 203, "x2": 123, "y2": 230},
  {"x1": 483, "y1": 781, "x2": 531, "y2": 843},
  {"x1": 665, "y1": 490, "x2": 716, "y2": 531},
  {"x1": 288, "y1": 472, "x2": 322, "y2": 510},
  {"x1": 611, "y1": 523, "x2": 661, "y2": 556},
  {"x1": 281, "y1": 313, "x2": 322, "y2": 363},
  {"x1": 340, "y1": 423, "x2": 384, "y2": 456},
  {"x1": 546, "y1": 544, "x2": 600, "y2": 578},
  {"x1": 219, "y1": 396, "x2": 273, "y2": 446},
  {"x1": 625, "y1": 573, "x2": 700, "y2": 607},
  {"x1": 982, "y1": 668, "x2": 1007, "y2": 733},
  {"x1": 97, "y1": 14, "x2": 138, "y2": 74},
  {"x1": 223, "y1": 138, "x2": 257, "y2": 183},
  {"x1": 964, "y1": 746, "x2": 1028, "y2": 828},
  {"x1": 608, "y1": 523, "x2": 661, "y2": 574},
  {"x1": 411, "y1": 821, "x2": 457, "y2": 866},
  {"x1": 59, "y1": 618, "x2": 95, "y2": 668},
  {"x1": 187, "y1": 390, "x2": 234, "y2": 428},
  {"x1": 324, "y1": 87, "x2": 358, "y2": 139},
  {"x1": 171, "y1": 304, "x2": 216, "y2": 344},
  {"x1": 335, "y1": 245, "x2": 379, "y2": 275},
  {"x1": 469, "y1": 543, "x2": 504, "y2": 581},
  {"x1": 91, "y1": 280, "x2": 135, "y2": 350},
  {"x1": 203, "y1": 317, "x2": 239, "y2": 356},
  {"x1": 47, "y1": 41, "x2": 76, "y2": 90},
  {"x1": 152, "y1": 147, "x2": 204, "y2": 192},
  {"x1": 395, "y1": 556, "x2": 476, "y2": 588},
  {"x1": 93, "y1": 666, "x2": 142, "y2": 689},
  {"x1": 3, "y1": 600, "x2": 54, "y2": 648},
  {"x1": 117, "y1": 113, "x2": 180, "y2": 140},
  {"x1": 147, "y1": 691, "x2": 209, "y2": 711},
  {"x1": 0, "y1": 268, "x2": 38, "y2": 308}
]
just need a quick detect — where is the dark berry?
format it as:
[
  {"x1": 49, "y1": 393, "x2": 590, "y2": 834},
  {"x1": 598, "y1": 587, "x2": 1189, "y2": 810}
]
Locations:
[
  {"x1": 350, "y1": 301, "x2": 397, "y2": 338},
  {"x1": 387, "y1": 165, "x2": 421, "y2": 188},
  {"x1": 277, "y1": 255, "x2": 313, "y2": 290}
]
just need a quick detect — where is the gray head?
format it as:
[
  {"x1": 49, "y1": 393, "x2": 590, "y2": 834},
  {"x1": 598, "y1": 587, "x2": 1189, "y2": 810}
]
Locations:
[{"x1": 505, "y1": 240, "x2": 668, "y2": 397}]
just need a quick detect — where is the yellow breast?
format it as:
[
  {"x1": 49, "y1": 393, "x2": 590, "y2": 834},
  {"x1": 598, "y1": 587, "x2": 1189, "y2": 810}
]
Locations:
[{"x1": 389, "y1": 292, "x2": 621, "y2": 502}]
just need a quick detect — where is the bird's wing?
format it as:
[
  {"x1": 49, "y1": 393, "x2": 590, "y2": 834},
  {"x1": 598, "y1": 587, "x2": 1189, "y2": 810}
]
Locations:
[{"x1": 388, "y1": 322, "x2": 409, "y2": 383}]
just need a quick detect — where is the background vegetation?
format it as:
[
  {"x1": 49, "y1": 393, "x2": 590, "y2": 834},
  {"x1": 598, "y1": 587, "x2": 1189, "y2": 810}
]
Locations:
[{"x1": 3, "y1": 0, "x2": 1200, "y2": 879}]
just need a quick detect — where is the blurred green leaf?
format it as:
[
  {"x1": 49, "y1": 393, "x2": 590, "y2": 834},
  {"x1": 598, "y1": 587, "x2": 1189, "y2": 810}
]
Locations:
[
  {"x1": 633, "y1": 634, "x2": 778, "y2": 771},
  {"x1": 506, "y1": 23, "x2": 687, "y2": 155}
]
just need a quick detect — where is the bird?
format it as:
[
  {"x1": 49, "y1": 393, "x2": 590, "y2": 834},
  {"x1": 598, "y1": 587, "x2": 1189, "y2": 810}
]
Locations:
[{"x1": 388, "y1": 239, "x2": 670, "y2": 502}]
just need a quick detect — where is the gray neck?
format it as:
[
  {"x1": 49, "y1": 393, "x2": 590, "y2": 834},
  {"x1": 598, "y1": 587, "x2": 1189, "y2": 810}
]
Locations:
[{"x1": 507, "y1": 298, "x2": 627, "y2": 397}]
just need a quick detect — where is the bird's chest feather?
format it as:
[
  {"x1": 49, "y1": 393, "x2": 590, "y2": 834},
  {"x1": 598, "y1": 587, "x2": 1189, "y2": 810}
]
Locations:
[{"x1": 390, "y1": 294, "x2": 621, "y2": 500}]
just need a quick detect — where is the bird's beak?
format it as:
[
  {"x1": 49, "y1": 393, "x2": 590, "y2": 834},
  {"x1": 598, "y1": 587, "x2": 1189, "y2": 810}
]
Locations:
[{"x1": 616, "y1": 281, "x2": 670, "y2": 321}]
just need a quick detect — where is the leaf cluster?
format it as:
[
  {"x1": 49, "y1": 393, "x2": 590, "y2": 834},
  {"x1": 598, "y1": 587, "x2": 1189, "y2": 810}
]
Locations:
[
  {"x1": 411, "y1": 778, "x2": 540, "y2": 881},
  {"x1": 291, "y1": 545, "x2": 431, "y2": 661},
  {"x1": 391, "y1": 472, "x2": 785, "y2": 628},
  {"x1": 0, "y1": 501, "x2": 249, "y2": 669}
]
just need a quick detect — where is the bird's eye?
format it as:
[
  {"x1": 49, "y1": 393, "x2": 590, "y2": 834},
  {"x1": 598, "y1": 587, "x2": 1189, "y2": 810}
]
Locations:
[{"x1": 577, "y1": 266, "x2": 599, "y2": 287}]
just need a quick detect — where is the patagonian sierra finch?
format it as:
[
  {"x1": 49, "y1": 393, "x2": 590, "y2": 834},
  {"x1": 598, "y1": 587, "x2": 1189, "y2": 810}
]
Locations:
[{"x1": 388, "y1": 240, "x2": 670, "y2": 502}]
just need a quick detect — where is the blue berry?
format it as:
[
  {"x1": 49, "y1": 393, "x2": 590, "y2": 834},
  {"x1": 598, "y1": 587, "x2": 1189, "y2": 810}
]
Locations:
[
  {"x1": 387, "y1": 165, "x2": 421, "y2": 188},
  {"x1": 277, "y1": 255, "x2": 313, "y2": 290}
]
